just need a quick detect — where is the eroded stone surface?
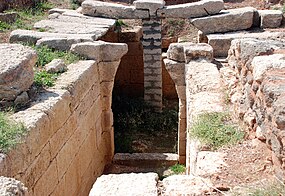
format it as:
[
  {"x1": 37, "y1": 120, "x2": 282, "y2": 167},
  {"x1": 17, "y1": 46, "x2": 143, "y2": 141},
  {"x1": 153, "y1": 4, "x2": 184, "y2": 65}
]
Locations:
[
  {"x1": 208, "y1": 31, "x2": 285, "y2": 57},
  {"x1": 45, "y1": 59, "x2": 67, "y2": 74},
  {"x1": 70, "y1": 41, "x2": 128, "y2": 62},
  {"x1": 81, "y1": 0, "x2": 149, "y2": 19},
  {"x1": 157, "y1": 0, "x2": 224, "y2": 18},
  {"x1": 191, "y1": 7, "x2": 255, "y2": 34},
  {"x1": 162, "y1": 175, "x2": 213, "y2": 196},
  {"x1": 0, "y1": 176, "x2": 28, "y2": 196},
  {"x1": 89, "y1": 173, "x2": 158, "y2": 196},
  {"x1": 0, "y1": 44, "x2": 37, "y2": 101}
]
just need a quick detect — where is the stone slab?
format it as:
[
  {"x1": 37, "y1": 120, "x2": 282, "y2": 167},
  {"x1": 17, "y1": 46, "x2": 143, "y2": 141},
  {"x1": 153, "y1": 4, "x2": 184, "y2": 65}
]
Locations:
[
  {"x1": 9, "y1": 30, "x2": 95, "y2": 45},
  {"x1": 89, "y1": 173, "x2": 158, "y2": 196},
  {"x1": 0, "y1": 44, "x2": 37, "y2": 101},
  {"x1": 208, "y1": 31, "x2": 285, "y2": 57},
  {"x1": 191, "y1": 7, "x2": 256, "y2": 34},
  {"x1": 258, "y1": 10, "x2": 283, "y2": 28},
  {"x1": 252, "y1": 54, "x2": 285, "y2": 82},
  {"x1": 113, "y1": 153, "x2": 179, "y2": 167},
  {"x1": 70, "y1": 41, "x2": 128, "y2": 62},
  {"x1": 157, "y1": 0, "x2": 224, "y2": 18},
  {"x1": 48, "y1": 14, "x2": 116, "y2": 26},
  {"x1": 34, "y1": 20, "x2": 109, "y2": 35},
  {"x1": 81, "y1": 0, "x2": 149, "y2": 19},
  {"x1": 162, "y1": 175, "x2": 213, "y2": 195}
]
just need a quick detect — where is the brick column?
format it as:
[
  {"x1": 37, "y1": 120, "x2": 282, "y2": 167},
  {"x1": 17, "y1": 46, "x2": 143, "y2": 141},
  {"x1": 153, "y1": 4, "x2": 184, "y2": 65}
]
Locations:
[{"x1": 142, "y1": 18, "x2": 162, "y2": 110}]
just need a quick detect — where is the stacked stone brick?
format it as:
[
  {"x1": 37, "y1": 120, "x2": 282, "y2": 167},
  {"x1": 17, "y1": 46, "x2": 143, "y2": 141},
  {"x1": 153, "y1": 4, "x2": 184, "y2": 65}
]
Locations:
[
  {"x1": 226, "y1": 38, "x2": 285, "y2": 180},
  {"x1": 143, "y1": 18, "x2": 163, "y2": 109}
]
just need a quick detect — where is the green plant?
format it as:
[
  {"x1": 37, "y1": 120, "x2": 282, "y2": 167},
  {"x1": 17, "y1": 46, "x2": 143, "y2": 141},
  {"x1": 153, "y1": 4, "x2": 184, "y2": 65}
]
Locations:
[
  {"x1": 170, "y1": 164, "x2": 186, "y2": 174},
  {"x1": 0, "y1": 112, "x2": 26, "y2": 153},
  {"x1": 70, "y1": 0, "x2": 80, "y2": 10},
  {"x1": 115, "y1": 19, "x2": 127, "y2": 27},
  {"x1": 33, "y1": 45, "x2": 83, "y2": 67},
  {"x1": 34, "y1": 70, "x2": 59, "y2": 87},
  {"x1": 249, "y1": 181, "x2": 285, "y2": 196},
  {"x1": 0, "y1": 21, "x2": 12, "y2": 31},
  {"x1": 190, "y1": 112, "x2": 244, "y2": 150}
]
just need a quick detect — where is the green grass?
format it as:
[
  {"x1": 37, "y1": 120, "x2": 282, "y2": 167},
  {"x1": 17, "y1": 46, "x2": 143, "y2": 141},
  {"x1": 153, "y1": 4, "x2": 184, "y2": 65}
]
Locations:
[
  {"x1": 113, "y1": 96, "x2": 178, "y2": 153},
  {"x1": 170, "y1": 164, "x2": 186, "y2": 174},
  {"x1": 1, "y1": 1, "x2": 54, "y2": 31},
  {"x1": 34, "y1": 70, "x2": 59, "y2": 87},
  {"x1": 33, "y1": 45, "x2": 83, "y2": 67},
  {"x1": 0, "y1": 112, "x2": 26, "y2": 153},
  {"x1": 190, "y1": 112, "x2": 244, "y2": 150}
]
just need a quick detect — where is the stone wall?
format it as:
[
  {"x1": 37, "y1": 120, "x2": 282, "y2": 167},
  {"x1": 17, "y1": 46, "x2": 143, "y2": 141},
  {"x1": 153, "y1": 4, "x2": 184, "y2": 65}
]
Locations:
[
  {"x1": 225, "y1": 38, "x2": 285, "y2": 180},
  {"x1": 0, "y1": 41, "x2": 127, "y2": 195}
]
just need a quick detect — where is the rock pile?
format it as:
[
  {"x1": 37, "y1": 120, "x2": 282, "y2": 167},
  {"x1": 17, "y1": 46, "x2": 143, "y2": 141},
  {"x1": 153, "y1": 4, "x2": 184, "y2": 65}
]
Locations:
[{"x1": 225, "y1": 38, "x2": 285, "y2": 180}]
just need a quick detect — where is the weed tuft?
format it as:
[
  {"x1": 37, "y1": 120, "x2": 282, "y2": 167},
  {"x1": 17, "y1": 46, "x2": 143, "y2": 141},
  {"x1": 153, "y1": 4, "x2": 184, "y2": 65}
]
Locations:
[
  {"x1": 190, "y1": 112, "x2": 244, "y2": 150},
  {"x1": 34, "y1": 70, "x2": 59, "y2": 87},
  {"x1": 170, "y1": 164, "x2": 186, "y2": 174},
  {"x1": 0, "y1": 112, "x2": 26, "y2": 153}
]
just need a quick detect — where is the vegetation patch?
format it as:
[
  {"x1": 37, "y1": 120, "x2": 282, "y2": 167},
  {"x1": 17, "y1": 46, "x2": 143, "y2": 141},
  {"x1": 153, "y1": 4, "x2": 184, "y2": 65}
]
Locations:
[
  {"x1": 34, "y1": 45, "x2": 83, "y2": 67},
  {"x1": 190, "y1": 112, "x2": 244, "y2": 150},
  {"x1": 113, "y1": 96, "x2": 178, "y2": 153},
  {"x1": 0, "y1": 112, "x2": 26, "y2": 153},
  {"x1": 34, "y1": 70, "x2": 59, "y2": 87},
  {"x1": 2, "y1": 2, "x2": 54, "y2": 31},
  {"x1": 169, "y1": 164, "x2": 186, "y2": 174}
]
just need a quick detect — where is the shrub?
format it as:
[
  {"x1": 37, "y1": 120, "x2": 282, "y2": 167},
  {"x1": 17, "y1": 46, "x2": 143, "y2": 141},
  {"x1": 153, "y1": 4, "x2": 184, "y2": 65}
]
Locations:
[
  {"x1": 190, "y1": 112, "x2": 244, "y2": 150},
  {"x1": 0, "y1": 112, "x2": 26, "y2": 153},
  {"x1": 170, "y1": 164, "x2": 186, "y2": 174}
]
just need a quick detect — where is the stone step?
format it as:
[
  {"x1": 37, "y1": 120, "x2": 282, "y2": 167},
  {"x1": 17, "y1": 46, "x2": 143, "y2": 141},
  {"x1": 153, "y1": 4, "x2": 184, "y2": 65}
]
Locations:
[
  {"x1": 113, "y1": 153, "x2": 179, "y2": 168},
  {"x1": 89, "y1": 173, "x2": 159, "y2": 196},
  {"x1": 191, "y1": 7, "x2": 256, "y2": 34},
  {"x1": 207, "y1": 31, "x2": 285, "y2": 57}
]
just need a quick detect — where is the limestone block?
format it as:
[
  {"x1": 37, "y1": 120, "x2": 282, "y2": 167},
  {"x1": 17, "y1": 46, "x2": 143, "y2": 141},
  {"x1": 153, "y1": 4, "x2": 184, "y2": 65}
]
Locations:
[
  {"x1": 81, "y1": 0, "x2": 149, "y2": 19},
  {"x1": 191, "y1": 7, "x2": 256, "y2": 34},
  {"x1": 45, "y1": 59, "x2": 67, "y2": 73},
  {"x1": 162, "y1": 175, "x2": 213, "y2": 195},
  {"x1": 89, "y1": 173, "x2": 158, "y2": 196},
  {"x1": 188, "y1": 92, "x2": 224, "y2": 118},
  {"x1": 167, "y1": 42, "x2": 192, "y2": 62},
  {"x1": 34, "y1": 20, "x2": 109, "y2": 35},
  {"x1": 208, "y1": 31, "x2": 285, "y2": 57},
  {"x1": 258, "y1": 10, "x2": 283, "y2": 28},
  {"x1": 196, "y1": 151, "x2": 227, "y2": 176},
  {"x1": 0, "y1": 44, "x2": 37, "y2": 101},
  {"x1": 176, "y1": 85, "x2": 186, "y2": 100},
  {"x1": 274, "y1": 95, "x2": 285, "y2": 130},
  {"x1": 0, "y1": 176, "x2": 28, "y2": 196},
  {"x1": 227, "y1": 38, "x2": 283, "y2": 71},
  {"x1": 134, "y1": 0, "x2": 165, "y2": 17},
  {"x1": 10, "y1": 30, "x2": 95, "y2": 45},
  {"x1": 98, "y1": 61, "x2": 121, "y2": 82},
  {"x1": 157, "y1": 0, "x2": 224, "y2": 18},
  {"x1": 48, "y1": 14, "x2": 116, "y2": 27},
  {"x1": 163, "y1": 59, "x2": 185, "y2": 86},
  {"x1": 119, "y1": 26, "x2": 143, "y2": 42},
  {"x1": 185, "y1": 62, "x2": 220, "y2": 94},
  {"x1": 70, "y1": 41, "x2": 128, "y2": 62},
  {"x1": 33, "y1": 160, "x2": 58, "y2": 196},
  {"x1": 252, "y1": 54, "x2": 285, "y2": 82},
  {"x1": 184, "y1": 43, "x2": 213, "y2": 63}
]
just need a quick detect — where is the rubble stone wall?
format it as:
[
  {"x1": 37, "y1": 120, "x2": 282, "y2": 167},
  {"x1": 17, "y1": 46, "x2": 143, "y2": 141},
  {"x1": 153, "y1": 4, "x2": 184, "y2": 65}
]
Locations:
[
  {"x1": 226, "y1": 38, "x2": 285, "y2": 180},
  {"x1": 0, "y1": 57, "x2": 121, "y2": 195}
]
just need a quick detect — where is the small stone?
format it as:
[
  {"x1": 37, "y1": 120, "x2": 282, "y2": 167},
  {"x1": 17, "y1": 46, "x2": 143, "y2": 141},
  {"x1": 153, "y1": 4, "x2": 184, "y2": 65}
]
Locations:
[
  {"x1": 0, "y1": 12, "x2": 18, "y2": 23},
  {"x1": 14, "y1": 91, "x2": 29, "y2": 105},
  {"x1": 45, "y1": 59, "x2": 67, "y2": 73},
  {"x1": 256, "y1": 126, "x2": 266, "y2": 141}
]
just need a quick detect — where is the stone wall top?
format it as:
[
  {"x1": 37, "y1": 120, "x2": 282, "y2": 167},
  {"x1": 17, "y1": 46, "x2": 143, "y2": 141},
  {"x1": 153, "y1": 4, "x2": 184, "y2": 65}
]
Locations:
[{"x1": 81, "y1": 0, "x2": 224, "y2": 19}]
